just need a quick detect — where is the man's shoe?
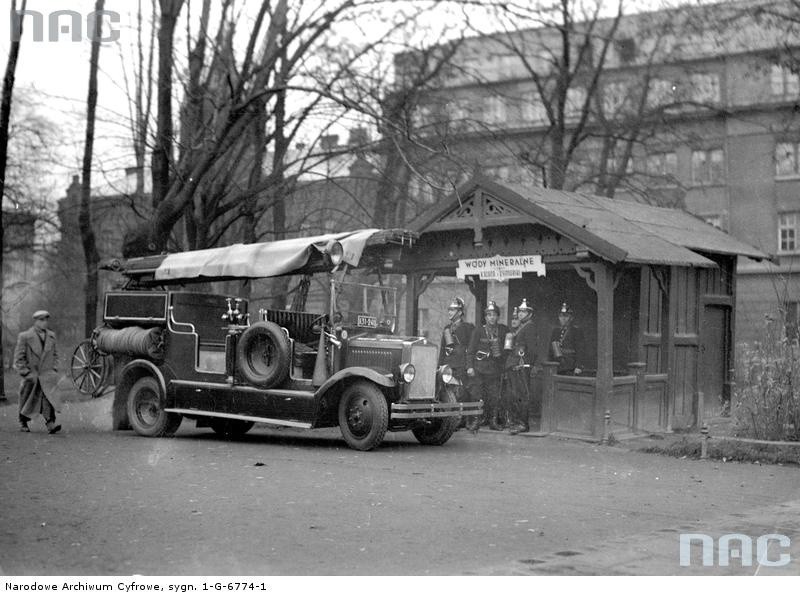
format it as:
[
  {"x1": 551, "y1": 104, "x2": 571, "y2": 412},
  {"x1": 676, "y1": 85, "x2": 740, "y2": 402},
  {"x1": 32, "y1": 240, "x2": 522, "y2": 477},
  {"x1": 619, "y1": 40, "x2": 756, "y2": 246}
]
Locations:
[
  {"x1": 19, "y1": 423, "x2": 30, "y2": 433},
  {"x1": 46, "y1": 422, "x2": 61, "y2": 434},
  {"x1": 508, "y1": 424, "x2": 529, "y2": 435}
]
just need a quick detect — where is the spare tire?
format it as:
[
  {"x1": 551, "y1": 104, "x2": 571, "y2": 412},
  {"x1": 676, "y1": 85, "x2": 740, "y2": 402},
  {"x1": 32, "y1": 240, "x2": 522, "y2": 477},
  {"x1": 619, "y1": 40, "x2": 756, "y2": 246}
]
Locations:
[{"x1": 236, "y1": 321, "x2": 290, "y2": 388}]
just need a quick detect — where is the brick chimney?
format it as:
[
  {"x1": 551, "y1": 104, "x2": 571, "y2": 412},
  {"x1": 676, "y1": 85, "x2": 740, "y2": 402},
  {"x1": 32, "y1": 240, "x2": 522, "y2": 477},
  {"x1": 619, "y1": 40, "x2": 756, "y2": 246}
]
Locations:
[
  {"x1": 320, "y1": 134, "x2": 339, "y2": 152},
  {"x1": 347, "y1": 127, "x2": 369, "y2": 147}
]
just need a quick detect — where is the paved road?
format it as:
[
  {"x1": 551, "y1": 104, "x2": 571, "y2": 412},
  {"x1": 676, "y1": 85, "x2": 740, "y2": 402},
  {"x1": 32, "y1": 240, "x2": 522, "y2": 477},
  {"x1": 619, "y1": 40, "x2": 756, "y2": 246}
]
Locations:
[{"x1": 1, "y1": 396, "x2": 798, "y2": 575}]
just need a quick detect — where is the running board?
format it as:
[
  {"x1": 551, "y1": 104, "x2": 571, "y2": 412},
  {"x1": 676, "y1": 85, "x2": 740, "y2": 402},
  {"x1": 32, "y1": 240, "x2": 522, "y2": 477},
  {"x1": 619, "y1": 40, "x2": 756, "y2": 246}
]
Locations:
[{"x1": 164, "y1": 408, "x2": 312, "y2": 429}]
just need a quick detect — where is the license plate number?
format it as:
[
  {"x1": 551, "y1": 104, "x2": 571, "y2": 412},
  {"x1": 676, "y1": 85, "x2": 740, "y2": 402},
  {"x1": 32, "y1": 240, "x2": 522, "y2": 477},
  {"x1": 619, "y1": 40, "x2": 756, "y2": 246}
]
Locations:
[{"x1": 357, "y1": 314, "x2": 377, "y2": 328}]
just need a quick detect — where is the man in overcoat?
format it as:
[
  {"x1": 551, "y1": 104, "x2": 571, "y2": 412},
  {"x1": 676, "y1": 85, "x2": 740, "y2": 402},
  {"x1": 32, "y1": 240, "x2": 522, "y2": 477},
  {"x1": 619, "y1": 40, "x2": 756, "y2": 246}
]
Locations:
[
  {"x1": 467, "y1": 301, "x2": 509, "y2": 431},
  {"x1": 548, "y1": 302, "x2": 585, "y2": 375},
  {"x1": 506, "y1": 298, "x2": 537, "y2": 435},
  {"x1": 14, "y1": 310, "x2": 61, "y2": 433}
]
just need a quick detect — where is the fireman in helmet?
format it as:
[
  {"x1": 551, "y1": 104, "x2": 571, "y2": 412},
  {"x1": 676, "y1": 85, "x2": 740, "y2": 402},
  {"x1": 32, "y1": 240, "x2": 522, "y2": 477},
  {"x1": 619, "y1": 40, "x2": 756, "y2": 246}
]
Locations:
[
  {"x1": 466, "y1": 301, "x2": 509, "y2": 431},
  {"x1": 548, "y1": 302, "x2": 585, "y2": 375},
  {"x1": 439, "y1": 296, "x2": 475, "y2": 410},
  {"x1": 505, "y1": 298, "x2": 537, "y2": 434}
]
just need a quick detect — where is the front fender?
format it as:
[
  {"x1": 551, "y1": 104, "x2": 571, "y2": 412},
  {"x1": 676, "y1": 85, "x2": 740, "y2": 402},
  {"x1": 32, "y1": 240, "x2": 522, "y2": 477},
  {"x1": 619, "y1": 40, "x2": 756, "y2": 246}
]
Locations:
[{"x1": 315, "y1": 366, "x2": 395, "y2": 397}]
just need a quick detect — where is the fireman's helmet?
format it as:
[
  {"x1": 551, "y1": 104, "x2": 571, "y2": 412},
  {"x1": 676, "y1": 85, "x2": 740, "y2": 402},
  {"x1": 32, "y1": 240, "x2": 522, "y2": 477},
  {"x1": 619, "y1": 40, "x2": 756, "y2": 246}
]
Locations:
[
  {"x1": 559, "y1": 302, "x2": 574, "y2": 315},
  {"x1": 484, "y1": 301, "x2": 501, "y2": 316},
  {"x1": 448, "y1": 296, "x2": 465, "y2": 312},
  {"x1": 517, "y1": 298, "x2": 533, "y2": 314}
]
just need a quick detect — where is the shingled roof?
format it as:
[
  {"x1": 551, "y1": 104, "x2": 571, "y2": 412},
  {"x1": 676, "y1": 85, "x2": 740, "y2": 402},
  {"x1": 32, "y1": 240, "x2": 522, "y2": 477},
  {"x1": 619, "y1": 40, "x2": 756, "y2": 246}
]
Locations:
[{"x1": 410, "y1": 178, "x2": 768, "y2": 267}]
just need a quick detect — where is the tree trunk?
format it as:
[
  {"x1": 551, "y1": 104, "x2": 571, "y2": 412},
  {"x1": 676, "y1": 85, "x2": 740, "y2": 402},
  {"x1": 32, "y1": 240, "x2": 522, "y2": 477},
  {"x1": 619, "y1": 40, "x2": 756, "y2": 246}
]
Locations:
[
  {"x1": 79, "y1": 0, "x2": 104, "y2": 338},
  {"x1": 151, "y1": 0, "x2": 184, "y2": 209},
  {"x1": 269, "y1": 25, "x2": 290, "y2": 310},
  {"x1": 240, "y1": 102, "x2": 267, "y2": 300},
  {"x1": 0, "y1": 0, "x2": 26, "y2": 399}
]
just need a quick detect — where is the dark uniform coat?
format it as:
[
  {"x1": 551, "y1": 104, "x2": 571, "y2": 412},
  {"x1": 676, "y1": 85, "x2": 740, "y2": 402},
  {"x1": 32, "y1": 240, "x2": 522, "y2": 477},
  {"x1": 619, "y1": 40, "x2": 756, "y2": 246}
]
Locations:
[
  {"x1": 504, "y1": 317, "x2": 537, "y2": 428},
  {"x1": 13, "y1": 326, "x2": 61, "y2": 417},
  {"x1": 439, "y1": 319, "x2": 474, "y2": 372},
  {"x1": 548, "y1": 322, "x2": 585, "y2": 374},
  {"x1": 508, "y1": 318, "x2": 537, "y2": 370},
  {"x1": 467, "y1": 323, "x2": 509, "y2": 376}
]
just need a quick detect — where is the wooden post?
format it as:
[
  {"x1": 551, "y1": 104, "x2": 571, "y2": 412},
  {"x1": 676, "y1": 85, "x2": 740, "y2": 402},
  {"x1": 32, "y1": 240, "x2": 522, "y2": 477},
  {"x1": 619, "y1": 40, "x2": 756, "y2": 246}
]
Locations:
[
  {"x1": 466, "y1": 276, "x2": 487, "y2": 326},
  {"x1": 405, "y1": 272, "x2": 419, "y2": 336},
  {"x1": 594, "y1": 263, "x2": 614, "y2": 440},
  {"x1": 540, "y1": 361, "x2": 559, "y2": 433},
  {"x1": 628, "y1": 362, "x2": 646, "y2": 432}
]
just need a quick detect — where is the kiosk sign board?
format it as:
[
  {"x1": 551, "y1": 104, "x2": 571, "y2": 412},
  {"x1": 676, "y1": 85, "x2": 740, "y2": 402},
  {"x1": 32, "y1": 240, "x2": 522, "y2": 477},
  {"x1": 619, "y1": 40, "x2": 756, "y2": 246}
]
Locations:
[{"x1": 456, "y1": 254, "x2": 546, "y2": 281}]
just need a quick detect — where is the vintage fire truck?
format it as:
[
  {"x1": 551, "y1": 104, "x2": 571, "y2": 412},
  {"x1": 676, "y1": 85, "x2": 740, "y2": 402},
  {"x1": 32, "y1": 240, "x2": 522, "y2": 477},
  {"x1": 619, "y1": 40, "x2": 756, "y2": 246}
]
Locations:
[{"x1": 75, "y1": 228, "x2": 481, "y2": 450}]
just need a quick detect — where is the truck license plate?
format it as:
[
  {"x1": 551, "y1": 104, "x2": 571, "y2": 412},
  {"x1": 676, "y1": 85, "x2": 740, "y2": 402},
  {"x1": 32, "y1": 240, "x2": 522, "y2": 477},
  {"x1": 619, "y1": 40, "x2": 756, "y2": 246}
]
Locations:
[{"x1": 357, "y1": 314, "x2": 377, "y2": 328}]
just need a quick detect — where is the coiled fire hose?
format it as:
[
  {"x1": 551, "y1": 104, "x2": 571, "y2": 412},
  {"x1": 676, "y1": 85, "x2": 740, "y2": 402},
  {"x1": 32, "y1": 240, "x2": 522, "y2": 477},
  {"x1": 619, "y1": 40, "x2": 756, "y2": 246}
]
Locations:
[{"x1": 94, "y1": 326, "x2": 166, "y2": 361}]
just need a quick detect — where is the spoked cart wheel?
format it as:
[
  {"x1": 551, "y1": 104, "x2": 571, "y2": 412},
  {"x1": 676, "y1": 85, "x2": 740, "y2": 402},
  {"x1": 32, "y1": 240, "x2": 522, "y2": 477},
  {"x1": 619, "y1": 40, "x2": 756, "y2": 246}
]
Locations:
[{"x1": 70, "y1": 339, "x2": 111, "y2": 397}]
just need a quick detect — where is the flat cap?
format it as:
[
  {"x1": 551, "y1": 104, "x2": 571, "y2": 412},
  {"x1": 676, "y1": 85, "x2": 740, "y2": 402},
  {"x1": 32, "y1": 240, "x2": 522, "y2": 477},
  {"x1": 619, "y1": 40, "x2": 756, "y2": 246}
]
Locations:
[{"x1": 32, "y1": 310, "x2": 50, "y2": 320}]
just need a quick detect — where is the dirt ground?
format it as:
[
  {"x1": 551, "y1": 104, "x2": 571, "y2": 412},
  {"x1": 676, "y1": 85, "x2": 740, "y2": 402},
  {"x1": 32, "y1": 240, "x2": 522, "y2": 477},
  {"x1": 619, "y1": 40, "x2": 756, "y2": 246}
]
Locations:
[{"x1": 1, "y1": 385, "x2": 799, "y2": 575}]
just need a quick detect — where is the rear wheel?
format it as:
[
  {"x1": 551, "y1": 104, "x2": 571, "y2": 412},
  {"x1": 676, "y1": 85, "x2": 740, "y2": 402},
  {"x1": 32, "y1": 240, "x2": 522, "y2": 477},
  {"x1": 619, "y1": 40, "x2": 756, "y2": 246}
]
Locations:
[
  {"x1": 71, "y1": 339, "x2": 109, "y2": 396},
  {"x1": 209, "y1": 418, "x2": 255, "y2": 438},
  {"x1": 412, "y1": 385, "x2": 460, "y2": 446},
  {"x1": 126, "y1": 376, "x2": 182, "y2": 437},
  {"x1": 338, "y1": 381, "x2": 389, "y2": 451}
]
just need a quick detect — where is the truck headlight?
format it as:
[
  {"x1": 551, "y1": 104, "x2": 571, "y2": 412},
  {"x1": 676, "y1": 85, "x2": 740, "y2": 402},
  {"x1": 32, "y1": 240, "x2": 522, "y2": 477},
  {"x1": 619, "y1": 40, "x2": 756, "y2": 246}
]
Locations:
[
  {"x1": 439, "y1": 364, "x2": 453, "y2": 384},
  {"x1": 400, "y1": 363, "x2": 415, "y2": 383}
]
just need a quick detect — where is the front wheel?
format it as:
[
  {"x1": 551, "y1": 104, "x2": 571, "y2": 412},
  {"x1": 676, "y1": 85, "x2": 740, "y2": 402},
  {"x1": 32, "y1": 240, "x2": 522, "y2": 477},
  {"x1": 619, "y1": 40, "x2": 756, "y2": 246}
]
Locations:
[
  {"x1": 412, "y1": 386, "x2": 460, "y2": 446},
  {"x1": 210, "y1": 418, "x2": 255, "y2": 438},
  {"x1": 338, "y1": 381, "x2": 389, "y2": 451},
  {"x1": 126, "y1": 376, "x2": 182, "y2": 437}
]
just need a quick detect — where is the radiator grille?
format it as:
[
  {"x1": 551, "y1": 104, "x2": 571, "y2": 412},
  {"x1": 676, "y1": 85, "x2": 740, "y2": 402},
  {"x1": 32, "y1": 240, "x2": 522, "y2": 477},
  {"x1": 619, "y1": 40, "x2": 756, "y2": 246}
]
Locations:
[
  {"x1": 409, "y1": 344, "x2": 438, "y2": 399},
  {"x1": 346, "y1": 346, "x2": 399, "y2": 371}
]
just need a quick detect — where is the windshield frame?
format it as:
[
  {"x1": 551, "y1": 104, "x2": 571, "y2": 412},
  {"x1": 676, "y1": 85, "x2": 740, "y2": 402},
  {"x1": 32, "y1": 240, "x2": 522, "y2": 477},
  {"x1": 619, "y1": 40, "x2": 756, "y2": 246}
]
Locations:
[{"x1": 330, "y1": 279, "x2": 398, "y2": 334}]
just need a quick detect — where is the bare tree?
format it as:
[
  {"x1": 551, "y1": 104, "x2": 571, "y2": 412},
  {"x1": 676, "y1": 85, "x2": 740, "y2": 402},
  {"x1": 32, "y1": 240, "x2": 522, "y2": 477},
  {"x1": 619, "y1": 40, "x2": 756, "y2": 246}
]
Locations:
[
  {"x1": 78, "y1": 0, "x2": 106, "y2": 338},
  {"x1": 0, "y1": 0, "x2": 27, "y2": 400}
]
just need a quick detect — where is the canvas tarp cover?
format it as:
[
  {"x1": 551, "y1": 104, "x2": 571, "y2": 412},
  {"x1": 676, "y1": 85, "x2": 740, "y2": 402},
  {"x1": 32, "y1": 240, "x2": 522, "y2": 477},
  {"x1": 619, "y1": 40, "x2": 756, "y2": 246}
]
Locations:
[{"x1": 154, "y1": 229, "x2": 380, "y2": 281}]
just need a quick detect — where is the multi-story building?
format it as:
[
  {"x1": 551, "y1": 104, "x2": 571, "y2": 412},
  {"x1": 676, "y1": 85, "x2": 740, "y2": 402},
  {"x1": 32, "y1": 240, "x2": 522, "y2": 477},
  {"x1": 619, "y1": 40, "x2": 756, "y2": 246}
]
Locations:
[{"x1": 398, "y1": 0, "x2": 800, "y2": 345}]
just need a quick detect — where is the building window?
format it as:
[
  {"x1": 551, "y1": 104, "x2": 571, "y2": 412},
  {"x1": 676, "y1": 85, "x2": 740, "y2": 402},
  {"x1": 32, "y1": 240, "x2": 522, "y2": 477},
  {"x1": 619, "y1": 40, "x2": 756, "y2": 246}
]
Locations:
[
  {"x1": 413, "y1": 104, "x2": 434, "y2": 129},
  {"x1": 606, "y1": 153, "x2": 633, "y2": 175},
  {"x1": 494, "y1": 53, "x2": 524, "y2": 79},
  {"x1": 566, "y1": 87, "x2": 586, "y2": 118},
  {"x1": 775, "y1": 141, "x2": 800, "y2": 177},
  {"x1": 602, "y1": 81, "x2": 629, "y2": 116},
  {"x1": 771, "y1": 64, "x2": 800, "y2": 98},
  {"x1": 615, "y1": 37, "x2": 636, "y2": 63},
  {"x1": 647, "y1": 78, "x2": 676, "y2": 107},
  {"x1": 691, "y1": 148, "x2": 725, "y2": 184},
  {"x1": 646, "y1": 151, "x2": 678, "y2": 180},
  {"x1": 779, "y1": 212, "x2": 799, "y2": 253},
  {"x1": 689, "y1": 73, "x2": 720, "y2": 104},
  {"x1": 408, "y1": 176, "x2": 434, "y2": 204},
  {"x1": 484, "y1": 95, "x2": 507, "y2": 124},
  {"x1": 521, "y1": 92, "x2": 548, "y2": 124}
]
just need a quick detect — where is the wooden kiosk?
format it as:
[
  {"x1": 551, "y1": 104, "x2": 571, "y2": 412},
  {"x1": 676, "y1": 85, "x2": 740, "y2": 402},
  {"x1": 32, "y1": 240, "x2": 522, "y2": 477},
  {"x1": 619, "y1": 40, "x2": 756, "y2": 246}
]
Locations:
[{"x1": 399, "y1": 179, "x2": 767, "y2": 439}]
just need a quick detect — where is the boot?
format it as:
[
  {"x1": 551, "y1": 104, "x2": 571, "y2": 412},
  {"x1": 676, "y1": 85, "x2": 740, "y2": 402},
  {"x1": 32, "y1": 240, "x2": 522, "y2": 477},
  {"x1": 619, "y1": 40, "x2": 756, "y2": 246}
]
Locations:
[
  {"x1": 508, "y1": 424, "x2": 529, "y2": 435},
  {"x1": 19, "y1": 421, "x2": 30, "y2": 432},
  {"x1": 489, "y1": 415, "x2": 503, "y2": 431},
  {"x1": 466, "y1": 416, "x2": 480, "y2": 433},
  {"x1": 46, "y1": 421, "x2": 62, "y2": 434}
]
